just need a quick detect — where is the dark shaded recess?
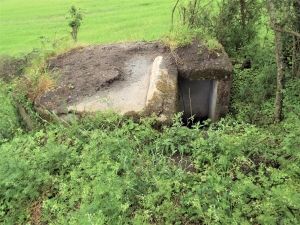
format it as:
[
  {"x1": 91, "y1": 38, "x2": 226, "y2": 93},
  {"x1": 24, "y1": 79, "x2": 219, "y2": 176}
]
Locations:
[
  {"x1": 241, "y1": 58, "x2": 252, "y2": 69},
  {"x1": 178, "y1": 75, "x2": 215, "y2": 124}
]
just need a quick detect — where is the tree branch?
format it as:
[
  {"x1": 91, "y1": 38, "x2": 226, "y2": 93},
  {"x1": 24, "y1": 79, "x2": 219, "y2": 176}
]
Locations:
[{"x1": 273, "y1": 26, "x2": 300, "y2": 38}]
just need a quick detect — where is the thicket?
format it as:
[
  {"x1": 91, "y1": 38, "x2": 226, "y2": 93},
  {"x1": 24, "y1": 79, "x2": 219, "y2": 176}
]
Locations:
[{"x1": 1, "y1": 111, "x2": 299, "y2": 224}]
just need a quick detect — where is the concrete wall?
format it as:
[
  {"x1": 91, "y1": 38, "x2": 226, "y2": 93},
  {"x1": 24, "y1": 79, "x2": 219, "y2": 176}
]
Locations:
[{"x1": 143, "y1": 56, "x2": 178, "y2": 123}]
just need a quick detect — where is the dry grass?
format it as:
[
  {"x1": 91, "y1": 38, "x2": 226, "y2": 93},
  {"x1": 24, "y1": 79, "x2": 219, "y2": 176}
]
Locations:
[{"x1": 15, "y1": 73, "x2": 55, "y2": 102}]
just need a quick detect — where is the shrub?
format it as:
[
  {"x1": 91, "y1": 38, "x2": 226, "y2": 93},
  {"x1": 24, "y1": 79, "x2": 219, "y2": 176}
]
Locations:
[
  {"x1": 67, "y1": 6, "x2": 83, "y2": 42},
  {"x1": 215, "y1": 0, "x2": 261, "y2": 54}
]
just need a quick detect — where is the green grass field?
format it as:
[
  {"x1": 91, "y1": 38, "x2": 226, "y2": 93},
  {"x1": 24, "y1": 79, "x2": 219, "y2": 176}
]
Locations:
[{"x1": 0, "y1": 0, "x2": 173, "y2": 55}]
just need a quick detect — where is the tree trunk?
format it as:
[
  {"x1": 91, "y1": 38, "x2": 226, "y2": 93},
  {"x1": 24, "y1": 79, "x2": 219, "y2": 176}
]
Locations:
[
  {"x1": 239, "y1": 0, "x2": 246, "y2": 29},
  {"x1": 293, "y1": 0, "x2": 300, "y2": 77},
  {"x1": 292, "y1": 37, "x2": 300, "y2": 77},
  {"x1": 294, "y1": 0, "x2": 300, "y2": 31},
  {"x1": 274, "y1": 30, "x2": 284, "y2": 122},
  {"x1": 267, "y1": 0, "x2": 285, "y2": 122},
  {"x1": 71, "y1": 27, "x2": 78, "y2": 42},
  {"x1": 292, "y1": 36, "x2": 296, "y2": 76}
]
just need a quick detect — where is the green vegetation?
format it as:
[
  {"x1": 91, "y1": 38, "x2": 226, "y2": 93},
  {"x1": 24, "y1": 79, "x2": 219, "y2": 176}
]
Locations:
[
  {"x1": 0, "y1": 0, "x2": 300, "y2": 224},
  {"x1": 1, "y1": 111, "x2": 299, "y2": 224},
  {"x1": 0, "y1": 0, "x2": 173, "y2": 55},
  {"x1": 67, "y1": 6, "x2": 83, "y2": 42},
  {"x1": 0, "y1": 83, "x2": 19, "y2": 141}
]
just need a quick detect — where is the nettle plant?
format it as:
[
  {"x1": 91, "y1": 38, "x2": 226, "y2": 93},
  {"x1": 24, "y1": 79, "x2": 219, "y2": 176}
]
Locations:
[{"x1": 67, "y1": 6, "x2": 83, "y2": 42}]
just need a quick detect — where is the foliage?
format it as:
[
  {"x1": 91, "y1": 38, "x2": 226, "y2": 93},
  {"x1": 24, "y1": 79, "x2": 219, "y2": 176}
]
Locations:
[
  {"x1": 0, "y1": 56, "x2": 26, "y2": 82},
  {"x1": 0, "y1": 112, "x2": 299, "y2": 224},
  {"x1": 177, "y1": 0, "x2": 202, "y2": 28},
  {"x1": 67, "y1": 6, "x2": 83, "y2": 42},
  {"x1": 214, "y1": 0, "x2": 262, "y2": 54},
  {"x1": 174, "y1": 0, "x2": 218, "y2": 31},
  {"x1": 267, "y1": 0, "x2": 300, "y2": 77},
  {"x1": 0, "y1": 83, "x2": 19, "y2": 142},
  {"x1": 164, "y1": 26, "x2": 222, "y2": 51},
  {"x1": 172, "y1": 0, "x2": 262, "y2": 55},
  {"x1": 163, "y1": 26, "x2": 195, "y2": 49},
  {"x1": 219, "y1": 31, "x2": 275, "y2": 124}
]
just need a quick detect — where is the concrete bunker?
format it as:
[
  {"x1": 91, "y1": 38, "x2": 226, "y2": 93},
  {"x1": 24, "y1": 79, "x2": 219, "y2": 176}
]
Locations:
[
  {"x1": 174, "y1": 40, "x2": 233, "y2": 122},
  {"x1": 35, "y1": 40, "x2": 232, "y2": 123}
]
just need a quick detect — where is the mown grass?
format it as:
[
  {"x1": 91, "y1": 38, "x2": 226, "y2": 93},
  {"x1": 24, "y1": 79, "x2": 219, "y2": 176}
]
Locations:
[{"x1": 0, "y1": 0, "x2": 173, "y2": 55}]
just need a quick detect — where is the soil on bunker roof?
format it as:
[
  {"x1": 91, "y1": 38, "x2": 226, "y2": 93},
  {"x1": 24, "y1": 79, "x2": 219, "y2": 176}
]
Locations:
[{"x1": 36, "y1": 42, "x2": 170, "y2": 112}]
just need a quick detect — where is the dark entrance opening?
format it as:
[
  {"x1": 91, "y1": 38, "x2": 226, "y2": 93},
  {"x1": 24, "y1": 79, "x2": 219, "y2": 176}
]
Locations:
[{"x1": 178, "y1": 76, "x2": 217, "y2": 125}]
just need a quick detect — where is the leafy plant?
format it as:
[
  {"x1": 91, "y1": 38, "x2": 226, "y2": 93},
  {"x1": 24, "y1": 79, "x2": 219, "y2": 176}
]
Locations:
[{"x1": 67, "y1": 6, "x2": 83, "y2": 42}]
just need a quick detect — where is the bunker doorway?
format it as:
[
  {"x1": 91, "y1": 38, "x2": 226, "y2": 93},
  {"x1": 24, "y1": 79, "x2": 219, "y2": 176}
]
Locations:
[{"x1": 178, "y1": 77, "x2": 217, "y2": 123}]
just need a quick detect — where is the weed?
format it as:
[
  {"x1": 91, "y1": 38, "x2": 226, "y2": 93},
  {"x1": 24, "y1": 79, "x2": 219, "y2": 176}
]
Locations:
[{"x1": 67, "y1": 6, "x2": 83, "y2": 42}]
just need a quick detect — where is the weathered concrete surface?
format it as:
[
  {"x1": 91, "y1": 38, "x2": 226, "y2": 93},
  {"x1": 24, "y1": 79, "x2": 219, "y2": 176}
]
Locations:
[
  {"x1": 214, "y1": 79, "x2": 232, "y2": 120},
  {"x1": 143, "y1": 56, "x2": 178, "y2": 123},
  {"x1": 35, "y1": 42, "x2": 172, "y2": 117},
  {"x1": 36, "y1": 42, "x2": 168, "y2": 112},
  {"x1": 67, "y1": 55, "x2": 153, "y2": 114}
]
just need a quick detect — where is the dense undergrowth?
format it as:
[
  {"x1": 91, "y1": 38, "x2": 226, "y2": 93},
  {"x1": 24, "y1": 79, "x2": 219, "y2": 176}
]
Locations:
[
  {"x1": 0, "y1": 75, "x2": 299, "y2": 224},
  {"x1": 0, "y1": 109, "x2": 299, "y2": 224}
]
